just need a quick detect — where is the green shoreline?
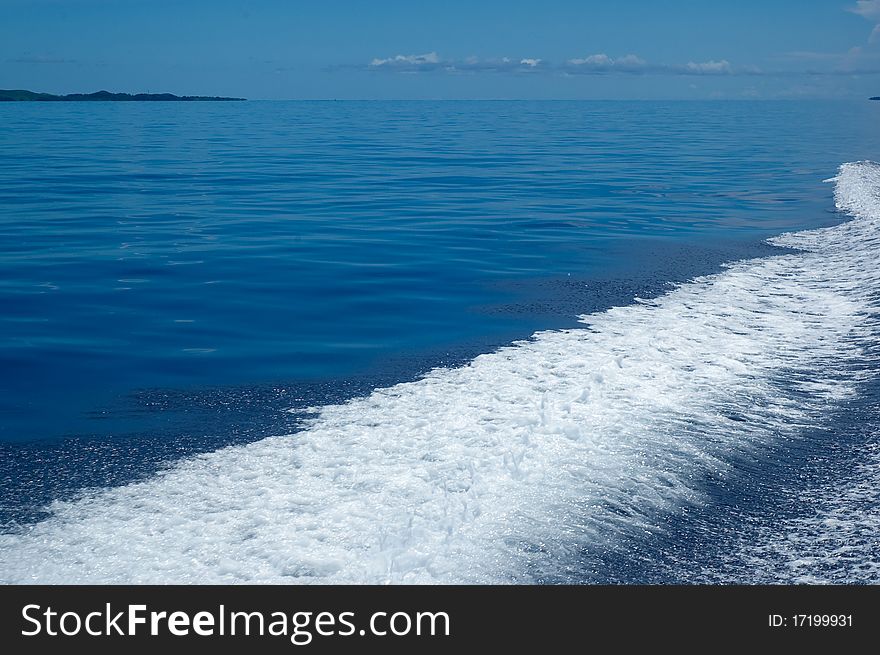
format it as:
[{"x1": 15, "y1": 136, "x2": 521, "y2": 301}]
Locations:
[{"x1": 0, "y1": 89, "x2": 245, "y2": 102}]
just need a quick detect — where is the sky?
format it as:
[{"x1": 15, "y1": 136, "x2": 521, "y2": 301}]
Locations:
[{"x1": 2, "y1": 0, "x2": 880, "y2": 99}]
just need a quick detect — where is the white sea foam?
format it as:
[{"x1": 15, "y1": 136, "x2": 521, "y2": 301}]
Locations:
[
  {"x1": 706, "y1": 437, "x2": 880, "y2": 584},
  {"x1": 2, "y1": 162, "x2": 879, "y2": 584}
]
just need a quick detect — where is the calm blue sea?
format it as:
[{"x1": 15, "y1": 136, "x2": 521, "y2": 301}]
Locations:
[{"x1": 1, "y1": 100, "x2": 879, "y2": 583}]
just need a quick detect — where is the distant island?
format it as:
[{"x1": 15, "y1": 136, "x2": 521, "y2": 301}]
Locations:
[{"x1": 0, "y1": 89, "x2": 245, "y2": 102}]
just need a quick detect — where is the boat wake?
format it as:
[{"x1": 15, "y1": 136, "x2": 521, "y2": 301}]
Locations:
[{"x1": 2, "y1": 162, "x2": 878, "y2": 584}]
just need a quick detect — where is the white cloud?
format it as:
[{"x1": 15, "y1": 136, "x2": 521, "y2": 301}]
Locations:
[
  {"x1": 849, "y1": 0, "x2": 880, "y2": 19},
  {"x1": 368, "y1": 52, "x2": 737, "y2": 77},
  {"x1": 367, "y1": 53, "x2": 547, "y2": 73},
  {"x1": 363, "y1": 53, "x2": 856, "y2": 78},
  {"x1": 685, "y1": 59, "x2": 732, "y2": 74},
  {"x1": 849, "y1": 1, "x2": 880, "y2": 44},
  {"x1": 616, "y1": 54, "x2": 647, "y2": 66},
  {"x1": 369, "y1": 52, "x2": 440, "y2": 69},
  {"x1": 565, "y1": 54, "x2": 729, "y2": 75},
  {"x1": 568, "y1": 53, "x2": 613, "y2": 66},
  {"x1": 565, "y1": 53, "x2": 647, "y2": 72},
  {"x1": 455, "y1": 57, "x2": 547, "y2": 72}
]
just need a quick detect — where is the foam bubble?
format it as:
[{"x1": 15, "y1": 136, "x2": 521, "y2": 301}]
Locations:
[
  {"x1": 2, "y1": 162, "x2": 878, "y2": 584},
  {"x1": 697, "y1": 431, "x2": 880, "y2": 584}
]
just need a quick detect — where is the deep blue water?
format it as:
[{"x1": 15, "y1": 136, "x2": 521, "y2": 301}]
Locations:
[{"x1": 1, "y1": 100, "x2": 879, "y2": 551}]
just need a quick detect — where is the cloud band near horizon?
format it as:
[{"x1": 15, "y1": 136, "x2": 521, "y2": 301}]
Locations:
[
  {"x1": 365, "y1": 52, "x2": 737, "y2": 75},
  {"x1": 361, "y1": 51, "x2": 880, "y2": 77}
]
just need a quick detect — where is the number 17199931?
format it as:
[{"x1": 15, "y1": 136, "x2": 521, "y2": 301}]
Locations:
[{"x1": 768, "y1": 614, "x2": 853, "y2": 628}]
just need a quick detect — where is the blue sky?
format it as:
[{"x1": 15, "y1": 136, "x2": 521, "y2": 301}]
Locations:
[{"x1": 2, "y1": 0, "x2": 880, "y2": 99}]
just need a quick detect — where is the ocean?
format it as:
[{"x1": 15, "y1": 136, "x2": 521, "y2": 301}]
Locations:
[{"x1": 0, "y1": 100, "x2": 878, "y2": 583}]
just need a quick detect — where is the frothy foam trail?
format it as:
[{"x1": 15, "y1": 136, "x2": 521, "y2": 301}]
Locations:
[
  {"x1": 709, "y1": 436, "x2": 880, "y2": 584},
  {"x1": 2, "y1": 162, "x2": 879, "y2": 584}
]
